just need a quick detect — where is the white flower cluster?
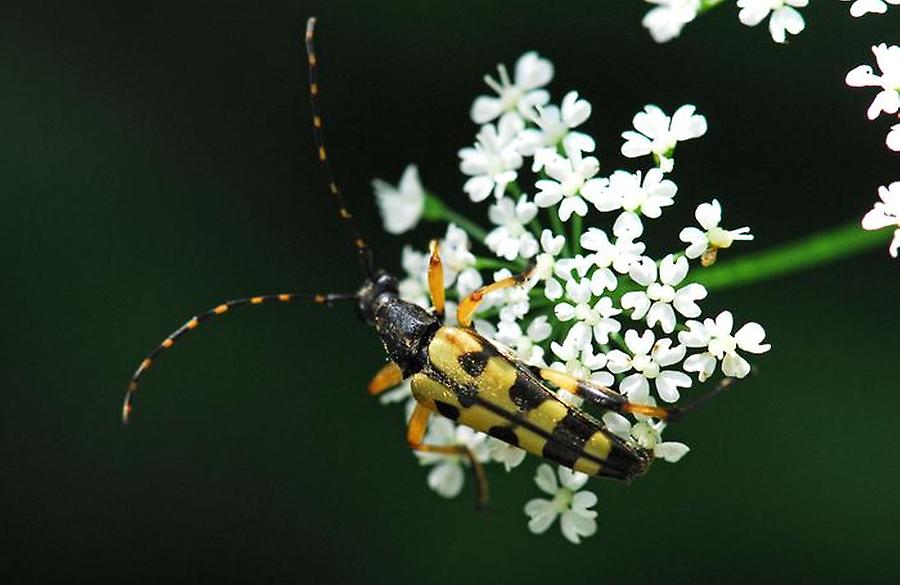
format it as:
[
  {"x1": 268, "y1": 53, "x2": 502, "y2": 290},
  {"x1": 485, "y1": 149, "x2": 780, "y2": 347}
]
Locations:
[
  {"x1": 846, "y1": 44, "x2": 900, "y2": 149},
  {"x1": 642, "y1": 0, "x2": 809, "y2": 45},
  {"x1": 645, "y1": 0, "x2": 899, "y2": 44},
  {"x1": 862, "y1": 182, "x2": 900, "y2": 257},
  {"x1": 638, "y1": 2, "x2": 899, "y2": 259},
  {"x1": 847, "y1": 44, "x2": 900, "y2": 256},
  {"x1": 372, "y1": 52, "x2": 769, "y2": 543}
]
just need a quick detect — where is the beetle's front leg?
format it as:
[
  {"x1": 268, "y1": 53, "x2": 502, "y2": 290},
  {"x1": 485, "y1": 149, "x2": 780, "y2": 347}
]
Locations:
[
  {"x1": 457, "y1": 263, "x2": 535, "y2": 328},
  {"x1": 427, "y1": 240, "x2": 446, "y2": 321},
  {"x1": 367, "y1": 361, "x2": 404, "y2": 396}
]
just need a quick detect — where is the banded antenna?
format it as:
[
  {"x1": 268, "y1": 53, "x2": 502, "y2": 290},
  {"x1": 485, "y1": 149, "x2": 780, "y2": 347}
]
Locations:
[
  {"x1": 121, "y1": 19, "x2": 368, "y2": 423},
  {"x1": 305, "y1": 17, "x2": 375, "y2": 277}
]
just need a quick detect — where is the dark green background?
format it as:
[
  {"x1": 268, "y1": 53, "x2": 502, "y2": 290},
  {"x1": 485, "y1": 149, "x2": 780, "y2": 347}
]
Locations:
[{"x1": 3, "y1": 1, "x2": 899, "y2": 583}]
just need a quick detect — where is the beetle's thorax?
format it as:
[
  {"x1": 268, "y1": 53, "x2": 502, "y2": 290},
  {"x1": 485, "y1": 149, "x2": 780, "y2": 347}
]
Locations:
[{"x1": 357, "y1": 271, "x2": 439, "y2": 376}]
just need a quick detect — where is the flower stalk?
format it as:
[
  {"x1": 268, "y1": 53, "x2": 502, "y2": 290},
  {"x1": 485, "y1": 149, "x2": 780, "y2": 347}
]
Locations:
[
  {"x1": 423, "y1": 192, "x2": 488, "y2": 243},
  {"x1": 690, "y1": 221, "x2": 892, "y2": 292}
]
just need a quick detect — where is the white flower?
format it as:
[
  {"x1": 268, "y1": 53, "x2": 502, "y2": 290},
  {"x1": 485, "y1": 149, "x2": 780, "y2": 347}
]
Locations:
[
  {"x1": 554, "y1": 278, "x2": 623, "y2": 347},
  {"x1": 642, "y1": 0, "x2": 701, "y2": 44},
  {"x1": 487, "y1": 438, "x2": 527, "y2": 471},
  {"x1": 533, "y1": 230, "x2": 568, "y2": 300},
  {"x1": 620, "y1": 104, "x2": 707, "y2": 172},
  {"x1": 371, "y1": 164, "x2": 425, "y2": 235},
  {"x1": 846, "y1": 44, "x2": 900, "y2": 121},
  {"x1": 737, "y1": 0, "x2": 808, "y2": 44},
  {"x1": 887, "y1": 124, "x2": 900, "y2": 152},
  {"x1": 495, "y1": 316, "x2": 552, "y2": 366},
  {"x1": 459, "y1": 113, "x2": 525, "y2": 202},
  {"x1": 607, "y1": 330, "x2": 691, "y2": 404},
  {"x1": 534, "y1": 149, "x2": 605, "y2": 222},
  {"x1": 519, "y1": 91, "x2": 595, "y2": 156},
  {"x1": 621, "y1": 255, "x2": 707, "y2": 334},
  {"x1": 580, "y1": 212, "x2": 647, "y2": 276},
  {"x1": 679, "y1": 311, "x2": 771, "y2": 381},
  {"x1": 842, "y1": 0, "x2": 899, "y2": 17},
  {"x1": 471, "y1": 52, "x2": 554, "y2": 124},
  {"x1": 584, "y1": 168, "x2": 676, "y2": 219},
  {"x1": 416, "y1": 418, "x2": 491, "y2": 499},
  {"x1": 602, "y1": 411, "x2": 690, "y2": 463},
  {"x1": 861, "y1": 181, "x2": 900, "y2": 257},
  {"x1": 549, "y1": 331, "x2": 614, "y2": 391},
  {"x1": 679, "y1": 199, "x2": 754, "y2": 263},
  {"x1": 524, "y1": 464, "x2": 598, "y2": 544},
  {"x1": 442, "y1": 224, "x2": 483, "y2": 297},
  {"x1": 486, "y1": 195, "x2": 540, "y2": 261},
  {"x1": 397, "y1": 245, "x2": 430, "y2": 308}
]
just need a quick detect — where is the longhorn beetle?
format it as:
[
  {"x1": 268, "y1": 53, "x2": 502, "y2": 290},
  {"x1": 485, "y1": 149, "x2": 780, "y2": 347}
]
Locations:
[{"x1": 124, "y1": 17, "x2": 735, "y2": 507}]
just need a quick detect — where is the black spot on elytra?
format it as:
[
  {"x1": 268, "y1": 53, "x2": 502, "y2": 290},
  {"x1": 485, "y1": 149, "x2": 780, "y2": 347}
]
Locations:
[
  {"x1": 458, "y1": 350, "x2": 490, "y2": 378},
  {"x1": 434, "y1": 400, "x2": 460, "y2": 420},
  {"x1": 488, "y1": 425, "x2": 519, "y2": 447},
  {"x1": 542, "y1": 411, "x2": 601, "y2": 470},
  {"x1": 508, "y1": 371, "x2": 548, "y2": 412},
  {"x1": 600, "y1": 442, "x2": 643, "y2": 480},
  {"x1": 457, "y1": 386, "x2": 477, "y2": 408},
  {"x1": 541, "y1": 440, "x2": 580, "y2": 468},
  {"x1": 557, "y1": 411, "x2": 599, "y2": 444}
]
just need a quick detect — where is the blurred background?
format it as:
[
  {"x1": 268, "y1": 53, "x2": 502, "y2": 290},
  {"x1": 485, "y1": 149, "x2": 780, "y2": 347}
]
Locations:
[{"x1": 3, "y1": 1, "x2": 898, "y2": 583}]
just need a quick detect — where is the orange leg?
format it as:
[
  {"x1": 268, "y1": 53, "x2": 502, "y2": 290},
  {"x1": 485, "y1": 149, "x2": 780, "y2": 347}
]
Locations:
[
  {"x1": 537, "y1": 367, "x2": 736, "y2": 422},
  {"x1": 427, "y1": 239, "x2": 445, "y2": 320},
  {"x1": 367, "y1": 362, "x2": 404, "y2": 396},
  {"x1": 457, "y1": 263, "x2": 535, "y2": 328},
  {"x1": 406, "y1": 403, "x2": 489, "y2": 508}
]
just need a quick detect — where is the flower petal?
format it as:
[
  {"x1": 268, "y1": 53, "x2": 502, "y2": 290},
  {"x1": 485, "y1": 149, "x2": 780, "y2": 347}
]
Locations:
[
  {"x1": 654, "y1": 441, "x2": 690, "y2": 463},
  {"x1": 534, "y1": 463, "x2": 559, "y2": 495}
]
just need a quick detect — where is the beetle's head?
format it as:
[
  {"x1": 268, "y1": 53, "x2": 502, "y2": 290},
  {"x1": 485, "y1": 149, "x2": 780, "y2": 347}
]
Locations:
[{"x1": 356, "y1": 270, "x2": 399, "y2": 325}]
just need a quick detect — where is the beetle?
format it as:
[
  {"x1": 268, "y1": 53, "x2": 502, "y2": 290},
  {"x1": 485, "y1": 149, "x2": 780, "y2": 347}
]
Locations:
[{"x1": 123, "y1": 17, "x2": 733, "y2": 507}]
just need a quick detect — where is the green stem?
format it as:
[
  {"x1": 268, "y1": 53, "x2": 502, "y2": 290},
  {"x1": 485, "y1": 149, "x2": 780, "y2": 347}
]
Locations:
[
  {"x1": 571, "y1": 214, "x2": 582, "y2": 256},
  {"x1": 699, "y1": 0, "x2": 728, "y2": 14},
  {"x1": 475, "y1": 256, "x2": 522, "y2": 272},
  {"x1": 423, "y1": 193, "x2": 488, "y2": 243},
  {"x1": 609, "y1": 331, "x2": 630, "y2": 354},
  {"x1": 689, "y1": 222, "x2": 891, "y2": 292}
]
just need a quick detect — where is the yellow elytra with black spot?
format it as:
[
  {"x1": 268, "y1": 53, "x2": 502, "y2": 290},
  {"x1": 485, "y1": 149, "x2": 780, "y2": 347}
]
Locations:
[{"x1": 411, "y1": 327, "x2": 651, "y2": 480}]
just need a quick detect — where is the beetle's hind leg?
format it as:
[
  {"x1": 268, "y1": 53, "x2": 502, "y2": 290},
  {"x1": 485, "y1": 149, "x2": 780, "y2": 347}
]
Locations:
[
  {"x1": 407, "y1": 403, "x2": 489, "y2": 508},
  {"x1": 536, "y1": 368, "x2": 736, "y2": 422}
]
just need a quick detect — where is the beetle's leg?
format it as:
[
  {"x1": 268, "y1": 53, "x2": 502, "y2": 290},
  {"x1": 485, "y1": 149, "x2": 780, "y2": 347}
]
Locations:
[
  {"x1": 536, "y1": 367, "x2": 736, "y2": 422},
  {"x1": 407, "y1": 403, "x2": 489, "y2": 508},
  {"x1": 427, "y1": 239, "x2": 445, "y2": 321},
  {"x1": 123, "y1": 291, "x2": 356, "y2": 423},
  {"x1": 457, "y1": 262, "x2": 536, "y2": 328},
  {"x1": 368, "y1": 362, "x2": 404, "y2": 396}
]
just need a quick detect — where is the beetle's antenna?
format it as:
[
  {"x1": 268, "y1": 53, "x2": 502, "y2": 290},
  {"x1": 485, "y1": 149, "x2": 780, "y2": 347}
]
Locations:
[
  {"x1": 122, "y1": 291, "x2": 356, "y2": 424},
  {"x1": 304, "y1": 17, "x2": 375, "y2": 278}
]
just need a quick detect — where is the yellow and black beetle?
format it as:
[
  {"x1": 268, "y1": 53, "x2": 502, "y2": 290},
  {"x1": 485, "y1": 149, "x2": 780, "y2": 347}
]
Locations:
[{"x1": 124, "y1": 17, "x2": 733, "y2": 507}]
